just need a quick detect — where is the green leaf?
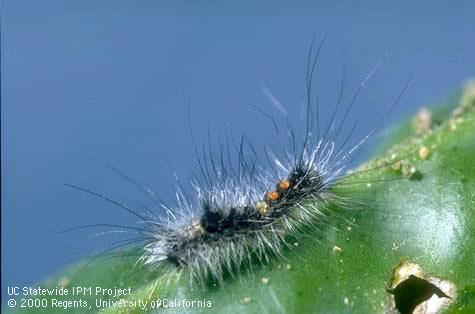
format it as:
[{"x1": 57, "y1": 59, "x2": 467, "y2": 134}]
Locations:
[{"x1": 7, "y1": 82, "x2": 475, "y2": 314}]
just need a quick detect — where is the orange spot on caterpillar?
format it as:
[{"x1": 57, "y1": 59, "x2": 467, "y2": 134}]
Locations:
[
  {"x1": 279, "y1": 180, "x2": 291, "y2": 191},
  {"x1": 267, "y1": 191, "x2": 279, "y2": 202}
]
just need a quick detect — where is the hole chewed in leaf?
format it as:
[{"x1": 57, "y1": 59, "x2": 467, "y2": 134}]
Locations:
[
  {"x1": 388, "y1": 275, "x2": 450, "y2": 313},
  {"x1": 387, "y1": 260, "x2": 456, "y2": 314}
]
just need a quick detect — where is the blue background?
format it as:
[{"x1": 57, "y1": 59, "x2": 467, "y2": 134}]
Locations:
[{"x1": 2, "y1": 0, "x2": 475, "y2": 299}]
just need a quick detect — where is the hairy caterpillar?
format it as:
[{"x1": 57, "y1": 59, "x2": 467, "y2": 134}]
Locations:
[{"x1": 63, "y1": 36, "x2": 412, "y2": 288}]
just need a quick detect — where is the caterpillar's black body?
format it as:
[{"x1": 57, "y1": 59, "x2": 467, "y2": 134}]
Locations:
[
  {"x1": 164, "y1": 163, "x2": 324, "y2": 267},
  {"x1": 136, "y1": 138, "x2": 344, "y2": 285}
]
